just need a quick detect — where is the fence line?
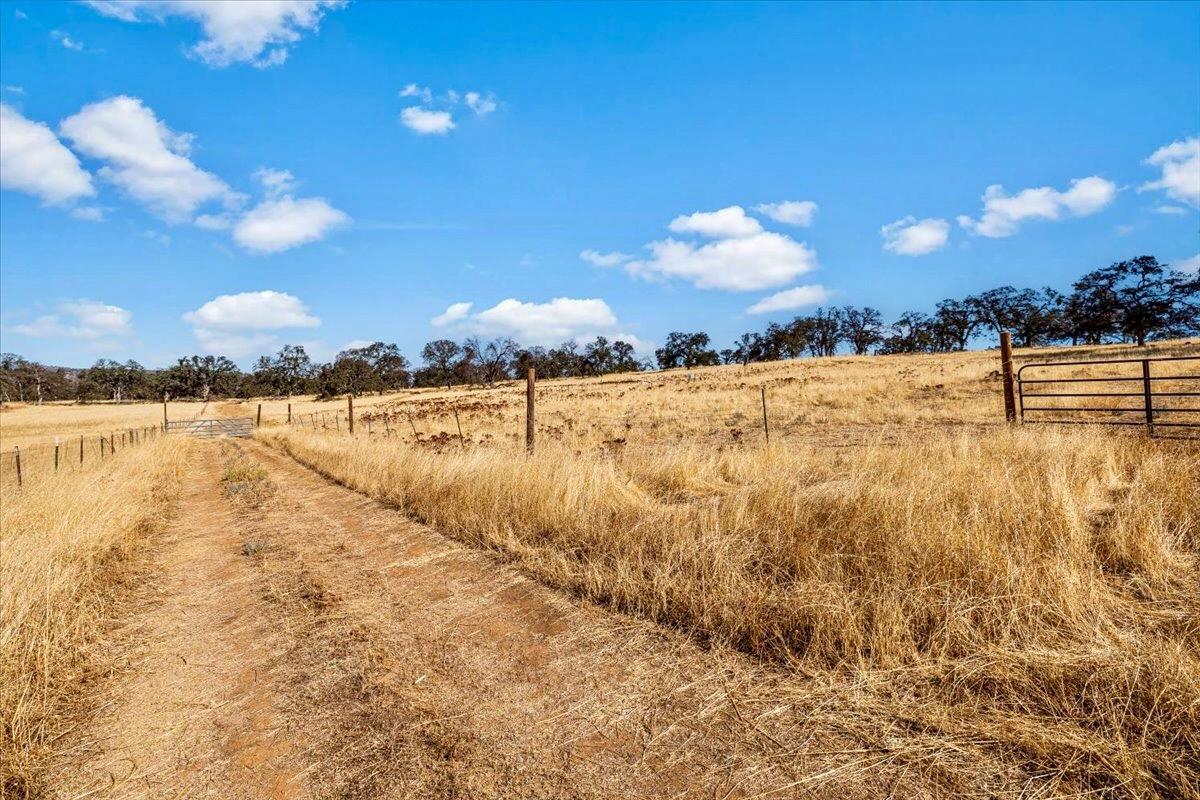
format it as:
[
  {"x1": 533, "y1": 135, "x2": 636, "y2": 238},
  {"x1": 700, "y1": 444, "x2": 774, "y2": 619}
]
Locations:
[
  {"x1": 271, "y1": 374, "x2": 788, "y2": 450},
  {"x1": 261, "y1": 339, "x2": 1198, "y2": 449},
  {"x1": 2, "y1": 425, "x2": 163, "y2": 488},
  {"x1": 10, "y1": 340, "x2": 1186, "y2": 485}
]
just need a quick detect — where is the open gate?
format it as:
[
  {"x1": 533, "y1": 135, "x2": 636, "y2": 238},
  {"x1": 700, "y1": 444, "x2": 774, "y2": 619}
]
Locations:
[{"x1": 1016, "y1": 355, "x2": 1199, "y2": 434}]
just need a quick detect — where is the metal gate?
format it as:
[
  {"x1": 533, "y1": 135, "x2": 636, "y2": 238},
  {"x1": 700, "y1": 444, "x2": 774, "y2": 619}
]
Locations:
[
  {"x1": 1016, "y1": 355, "x2": 1199, "y2": 434},
  {"x1": 164, "y1": 417, "x2": 255, "y2": 438}
]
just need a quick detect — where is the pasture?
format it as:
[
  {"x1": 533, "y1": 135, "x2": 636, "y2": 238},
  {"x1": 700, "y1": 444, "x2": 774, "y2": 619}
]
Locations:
[{"x1": 2, "y1": 341, "x2": 1197, "y2": 798}]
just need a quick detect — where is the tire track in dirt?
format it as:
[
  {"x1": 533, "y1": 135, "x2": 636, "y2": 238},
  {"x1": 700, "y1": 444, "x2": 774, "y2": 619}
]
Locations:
[
  {"x1": 230, "y1": 438, "x2": 952, "y2": 799},
  {"x1": 52, "y1": 443, "x2": 305, "y2": 800},
  {"x1": 50, "y1": 437, "x2": 976, "y2": 798}
]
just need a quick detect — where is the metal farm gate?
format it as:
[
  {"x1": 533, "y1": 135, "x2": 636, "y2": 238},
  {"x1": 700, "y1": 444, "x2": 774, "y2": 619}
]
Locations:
[
  {"x1": 164, "y1": 417, "x2": 255, "y2": 438},
  {"x1": 1016, "y1": 355, "x2": 1199, "y2": 434}
]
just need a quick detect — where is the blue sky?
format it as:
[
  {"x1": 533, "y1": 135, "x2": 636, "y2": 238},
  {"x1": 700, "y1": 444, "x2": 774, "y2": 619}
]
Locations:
[{"x1": 1, "y1": 0, "x2": 1198, "y2": 368}]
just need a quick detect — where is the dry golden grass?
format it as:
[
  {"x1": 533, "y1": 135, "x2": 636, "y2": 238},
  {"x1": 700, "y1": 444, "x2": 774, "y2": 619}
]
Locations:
[
  {"x1": 0, "y1": 400, "x2": 210, "y2": 450},
  {"x1": 257, "y1": 339, "x2": 1200, "y2": 796},
  {"x1": 0, "y1": 437, "x2": 190, "y2": 796},
  {"x1": 0, "y1": 401, "x2": 206, "y2": 489},
  {"x1": 233, "y1": 338, "x2": 1200, "y2": 450}
]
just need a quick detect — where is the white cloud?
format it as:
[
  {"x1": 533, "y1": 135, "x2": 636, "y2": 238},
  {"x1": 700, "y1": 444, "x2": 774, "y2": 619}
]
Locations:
[
  {"x1": 59, "y1": 95, "x2": 232, "y2": 222},
  {"x1": 579, "y1": 249, "x2": 630, "y2": 267},
  {"x1": 465, "y1": 91, "x2": 497, "y2": 117},
  {"x1": 626, "y1": 232, "x2": 817, "y2": 291},
  {"x1": 70, "y1": 206, "x2": 105, "y2": 221},
  {"x1": 233, "y1": 195, "x2": 349, "y2": 253},
  {"x1": 400, "y1": 83, "x2": 433, "y2": 103},
  {"x1": 12, "y1": 300, "x2": 132, "y2": 339},
  {"x1": 881, "y1": 216, "x2": 950, "y2": 255},
  {"x1": 431, "y1": 301, "x2": 473, "y2": 327},
  {"x1": 194, "y1": 212, "x2": 232, "y2": 230},
  {"x1": 1176, "y1": 253, "x2": 1200, "y2": 276},
  {"x1": 252, "y1": 166, "x2": 297, "y2": 197},
  {"x1": 596, "y1": 204, "x2": 820, "y2": 291},
  {"x1": 746, "y1": 284, "x2": 831, "y2": 315},
  {"x1": 475, "y1": 298, "x2": 618, "y2": 343},
  {"x1": 50, "y1": 29, "x2": 84, "y2": 50},
  {"x1": 84, "y1": 0, "x2": 347, "y2": 68},
  {"x1": 2, "y1": 85, "x2": 24, "y2": 94},
  {"x1": 400, "y1": 107, "x2": 455, "y2": 135},
  {"x1": 398, "y1": 87, "x2": 498, "y2": 134},
  {"x1": 184, "y1": 290, "x2": 319, "y2": 330},
  {"x1": 1154, "y1": 204, "x2": 1188, "y2": 216},
  {"x1": 754, "y1": 200, "x2": 817, "y2": 227},
  {"x1": 956, "y1": 176, "x2": 1117, "y2": 238},
  {"x1": 0, "y1": 103, "x2": 95, "y2": 205},
  {"x1": 669, "y1": 205, "x2": 762, "y2": 238},
  {"x1": 1140, "y1": 136, "x2": 1200, "y2": 208},
  {"x1": 440, "y1": 297, "x2": 637, "y2": 347}
]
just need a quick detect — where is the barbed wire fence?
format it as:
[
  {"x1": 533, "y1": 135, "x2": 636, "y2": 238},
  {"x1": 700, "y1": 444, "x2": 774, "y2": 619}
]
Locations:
[
  {"x1": 271, "y1": 371, "x2": 783, "y2": 452},
  {"x1": 1, "y1": 425, "x2": 163, "y2": 489}
]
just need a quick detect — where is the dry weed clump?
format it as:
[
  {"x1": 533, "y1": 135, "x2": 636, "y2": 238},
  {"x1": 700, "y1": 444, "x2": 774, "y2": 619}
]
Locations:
[
  {"x1": 260, "y1": 425, "x2": 1199, "y2": 795},
  {"x1": 0, "y1": 437, "x2": 190, "y2": 796}
]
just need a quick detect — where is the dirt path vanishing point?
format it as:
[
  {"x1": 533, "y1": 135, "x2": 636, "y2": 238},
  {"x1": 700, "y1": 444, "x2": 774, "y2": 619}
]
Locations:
[{"x1": 51, "y1": 439, "x2": 965, "y2": 799}]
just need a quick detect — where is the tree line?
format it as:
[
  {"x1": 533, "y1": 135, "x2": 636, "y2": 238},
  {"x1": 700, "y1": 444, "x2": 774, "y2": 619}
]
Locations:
[{"x1": 1, "y1": 256, "x2": 1195, "y2": 404}]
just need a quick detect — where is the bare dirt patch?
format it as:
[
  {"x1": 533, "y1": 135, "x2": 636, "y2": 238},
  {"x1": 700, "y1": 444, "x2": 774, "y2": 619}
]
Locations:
[
  {"x1": 49, "y1": 443, "x2": 306, "y2": 799},
  {"x1": 227, "y1": 439, "x2": 1016, "y2": 798}
]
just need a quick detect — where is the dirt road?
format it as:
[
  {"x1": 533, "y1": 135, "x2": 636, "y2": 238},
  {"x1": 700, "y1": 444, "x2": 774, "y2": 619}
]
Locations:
[{"x1": 52, "y1": 440, "x2": 938, "y2": 799}]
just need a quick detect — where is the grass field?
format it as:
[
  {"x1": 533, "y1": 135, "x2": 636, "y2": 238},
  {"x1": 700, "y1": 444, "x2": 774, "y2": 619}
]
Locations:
[
  {"x1": 255, "y1": 340, "x2": 1199, "y2": 796},
  {"x1": 224, "y1": 338, "x2": 1200, "y2": 449},
  {"x1": 2, "y1": 340, "x2": 1197, "y2": 797},
  {"x1": 0, "y1": 436, "x2": 189, "y2": 794}
]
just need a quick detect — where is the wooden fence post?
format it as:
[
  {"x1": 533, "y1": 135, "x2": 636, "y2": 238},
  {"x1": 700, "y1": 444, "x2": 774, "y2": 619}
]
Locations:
[
  {"x1": 287, "y1": 402, "x2": 292, "y2": 424},
  {"x1": 526, "y1": 368, "x2": 536, "y2": 454},
  {"x1": 1141, "y1": 359, "x2": 1154, "y2": 435},
  {"x1": 14, "y1": 447, "x2": 21, "y2": 487},
  {"x1": 760, "y1": 385, "x2": 770, "y2": 443},
  {"x1": 110, "y1": 431, "x2": 115, "y2": 452},
  {"x1": 348, "y1": 395, "x2": 354, "y2": 435},
  {"x1": 256, "y1": 403, "x2": 262, "y2": 427},
  {"x1": 1000, "y1": 331, "x2": 1017, "y2": 423},
  {"x1": 453, "y1": 403, "x2": 464, "y2": 448},
  {"x1": 54, "y1": 437, "x2": 60, "y2": 472},
  {"x1": 163, "y1": 399, "x2": 168, "y2": 431},
  {"x1": 80, "y1": 435, "x2": 84, "y2": 465},
  {"x1": 100, "y1": 437, "x2": 105, "y2": 458}
]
